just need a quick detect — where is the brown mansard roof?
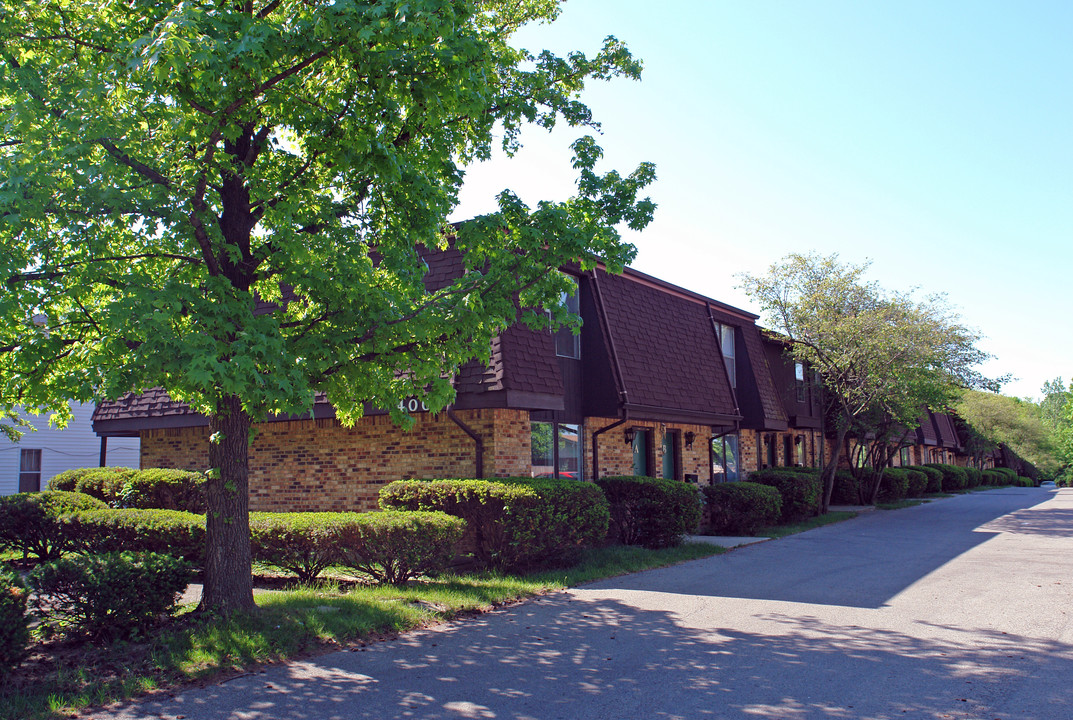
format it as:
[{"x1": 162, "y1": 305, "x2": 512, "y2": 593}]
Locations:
[
  {"x1": 94, "y1": 248, "x2": 769, "y2": 434},
  {"x1": 592, "y1": 269, "x2": 741, "y2": 426}
]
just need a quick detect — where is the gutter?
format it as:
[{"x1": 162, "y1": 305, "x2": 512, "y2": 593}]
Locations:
[{"x1": 447, "y1": 409, "x2": 484, "y2": 478}]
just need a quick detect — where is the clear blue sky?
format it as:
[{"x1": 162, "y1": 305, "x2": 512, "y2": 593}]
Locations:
[{"x1": 451, "y1": 0, "x2": 1072, "y2": 401}]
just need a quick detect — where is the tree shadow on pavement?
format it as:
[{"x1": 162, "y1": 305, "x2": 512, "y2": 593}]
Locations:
[{"x1": 107, "y1": 592, "x2": 1072, "y2": 720}]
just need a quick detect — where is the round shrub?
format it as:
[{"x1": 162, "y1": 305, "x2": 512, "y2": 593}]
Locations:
[
  {"x1": 61, "y1": 509, "x2": 205, "y2": 564},
  {"x1": 0, "y1": 491, "x2": 107, "y2": 560},
  {"x1": 911, "y1": 466, "x2": 943, "y2": 493},
  {"x1": 981, "y1": 469, "x2": 1004, "y2": 486},
  {"x1": 702, "y1": 482, "x2": 781, "y2": 536},
  {"x1": 381, "y1": 478, "x2": 609, "y2": 571},
  {"x1": 118, "y1": 469, "x2": 206, "y2": 512},
  {"x1": 336, "y1": 511, "x2": 466, "y2": 585},
  {"x1": 0, "y1": 568, "x2": 29, "y2": 674},
  {"x1": 830, "y1": 470, "x2": 864, "y2": 505},
  {"x1": 250, "y1": 512, "x2": 351, "y2": 583},
  {"x1": 595, "y1": 476, "x2": 702, "y2": 549},
  {"x1": 749, "y1": 469, "x2": 821, "y2": 521},
  {"x1": 901, "y1": 468, "x2": 928, "y2": 498},
  {"x1": 48, "y1": 468, "x2": 137, "y2": 505},
  {"x1": 29, "y1": 551, "x2": 192, "y2": 640},
  {"x1": 963, "y1": 467, "x2": 982, "y2": 488},
  {"x1": 1016, "y1": 476, "x2": 1035, "y2": 487},
  {"x1": 925, "y1": 463, "x2": 968, "y2": 492},
  {"x1": 878, "y1": 468, "x2": 910, "y2": 503}
]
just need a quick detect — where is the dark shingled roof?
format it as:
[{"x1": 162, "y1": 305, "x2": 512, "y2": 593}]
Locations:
[
  {"x1": 594, "y1": 270, "x2": 739, "y2": 424},
  {"x1": 933, "y1": 412, "x2": 962, "y2": 450},
  {"x1": 916, "y1": 411, "x2": 940, "y2": 446}
]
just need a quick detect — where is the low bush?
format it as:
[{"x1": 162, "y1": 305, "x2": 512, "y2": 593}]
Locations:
[
  {"x1": 29, "y1": 551, "x2": 192, "y2": 640},
  {"x1": 0, "y1": 568, "x2": 29, "y2": 675},
  {"x1": 250, "y1": 512, "x2": 350, "y2": 583},
  {"x1": 830, "y1": 470, "x2": 863, "y2": 505},
  {"x1": 924, "y1": 464, "x2": 968, "y2": 492},
  {"x1": 911, "y1": 465, "x2": 944, "y2": 493},
  {"x1": 748, "y1": 468, "x2": 821, "y2": 521},
  {"x1": 596, "y1": 476, "x2": 703, "y2": 549},
  {"x1": 48, "y1": 467, "x2": 137, "y2": 505},
  {"x1": 62, "y1": 509, "x2": 205, "y2": 564},
  {"x1": 981, "y1": 469, "x2": 1004, "y2": 486},
  {"x1": 992, "y1": 468, "x2": 1018, "y2": 484},
  {"x1": 878, "y1": 468, "x2": 910, "y2": 503},
  {"x1": 380, "y1": 478, "x2": 609, "y2": 571},
  {"x1": 963, "y1": 467, "x2": 982, "y2": 488},
  {"x1": 900, "y1": 468, "x2": 929, "y2": 498},
  {"x1": 1016, "y1": 476, "x2": 1035, "y2": 487},
  {"x1": 118, "y1": 469, "x2": 206, "y2": 512},
  {"x1": 702, "y1": 482, "x2": 781, "y2": 536},
  {"x1": 0, "y1": 491, "x2": 107, "y2": 560},
  {"x1": 336, "y1": 511, "x2": 466, "y2": 585}
]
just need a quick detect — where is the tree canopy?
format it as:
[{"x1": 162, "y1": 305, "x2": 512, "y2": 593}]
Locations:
[
  {"x1": 0, "y1": 0, "x2": 655, "y2": 612},
  {"x1": 739, "y1": 253, "x2": 994, "y2": 509},
  {"x1": 956, "y1": 389, "x2": 1061, "y2": 476}
]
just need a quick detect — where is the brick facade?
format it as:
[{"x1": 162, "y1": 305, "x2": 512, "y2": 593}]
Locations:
[
  {"x1": 141, "y1": 408, "x2": 530, "y2": 512},
  {"x1": 585, "y1": 417, "x2": 713, "y2": 484}
]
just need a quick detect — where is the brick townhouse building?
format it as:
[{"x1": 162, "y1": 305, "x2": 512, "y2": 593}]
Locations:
[{"x1": 93, "y1": 247, "x2": 820, "y2": 513}]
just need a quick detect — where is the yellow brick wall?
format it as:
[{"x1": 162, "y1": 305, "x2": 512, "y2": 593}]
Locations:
[
  {"x1": 141, "y1": 408, "x2": 531, "y2": 512},
  {"x1": 584, "y1": 417, "x2": 713, "y2": 484}
]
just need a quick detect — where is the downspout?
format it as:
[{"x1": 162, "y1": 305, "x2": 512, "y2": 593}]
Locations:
[
  {"x1": 588, "y1": 270, "x2": 630, "y2": 481},
  {"x1": 447, "y1": 409, "x2": 483, "y2": 479}
]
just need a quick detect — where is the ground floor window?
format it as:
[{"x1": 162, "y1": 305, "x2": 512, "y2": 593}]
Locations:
[
  {"x1": 796, "y1": 435, "x2": 808, "y2": 466},
  {"x1": 19, "y1": 448, "x2": 42, "y2": 492},
  {"x1": 530, "y1": 422, "x2": 583, "y2": 480},
  {"x1": 899, "y1": 446, "x2": 912, "y2": 466},
  {"x1": 711, "y1": 433, "x2": 739, "y2": 482}
]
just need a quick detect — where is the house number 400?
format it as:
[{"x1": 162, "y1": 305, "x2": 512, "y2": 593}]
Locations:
[{"x1": 397, "y1": 397, "x2": 429, "y2": 412}]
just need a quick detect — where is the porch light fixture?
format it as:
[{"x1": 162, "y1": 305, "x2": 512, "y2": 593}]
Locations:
[
  {"x1": 684, "y1": 431, "x2": 695, "y2": 450},
  {"x1": 624, "y1": 427, "x2": 636, "y2": 446}
]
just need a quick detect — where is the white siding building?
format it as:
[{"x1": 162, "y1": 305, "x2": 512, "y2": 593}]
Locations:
[{"x1": 1, "y1": 402, "x2": 140, "y2": 496}]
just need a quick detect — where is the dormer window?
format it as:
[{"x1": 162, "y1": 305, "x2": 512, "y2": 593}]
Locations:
[{"x1": 554, "y1": 277, "x2": 580, "y2": 359}]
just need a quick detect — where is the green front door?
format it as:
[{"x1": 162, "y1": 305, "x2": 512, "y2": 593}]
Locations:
[
  {"x1": 632, "y1": 429, "x2": 648, "y2": 476},
  {"x1": 662, "y1": 430, "x2": 674, "y2": 479}
]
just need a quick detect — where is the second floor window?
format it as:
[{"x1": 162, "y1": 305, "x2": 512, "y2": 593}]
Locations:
[
  {"x1": 554, "y1": 279, "x2": 580, "y2": 359},
  {"x1": 795, "y1": 362, "x2": 806, "y2": 402},
  {"x1": 714, "y1": 322, "x2": 736, "y2": 389}
]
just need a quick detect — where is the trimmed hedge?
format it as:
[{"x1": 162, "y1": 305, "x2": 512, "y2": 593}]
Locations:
[
  {"x1": 336, "y1": 511, "x2": 466, "y2": 585},
  {"x1": 878, "y1": 468, "x2": 910, "y2": 503},
  {"x1": 0, "y1": 568, "x2": 29, "y2": 674},
  {"x1": 595, "y1": 476, "x2": 703, "y2": 549},
  {"x1": 250, "y1": 511, "x2": 347, "y2": 583},
  {"x1": 830, "y1": 470, "x2": 863, "y2": 505},
  {"x1": 0, "y1": 491, "x2": 107, "y2": 560},
  {"x1": 62, "y1": 509, "x2": 205, "y2": 563},
  {"x1": 901, "y1": 468, "x2": 929, "y2": 498},
  {"x1": 748, "y1": 468, "x2": 821, "y2": 521},
  {"x1": 380, "y1": 478, "x2": 609, "y2": 571},
  {"x1": 29, "y1": 551, "x2": 192, "y2": 640},
  {"x1": 49, "y1": 467, "x2": 205, "y2": 511},
  {"x1": 1015, "y1": 476, "x2": 1035, "y2": 488},
  {"x1": 924, "y1": 464, "x2": 968, "y2": 492},
  {"x1": 49, "y1": 467, "x2": 137, "y2": 504},
  {"x1": 702, "y1": 482, "x2": 781, "y2": 536},
  {"x1": 963, "y1": 467, "x2": 982, "y2": 488},
  {"x1": 118, "y1": 469, "x2": 206, "y2": 512},
  {"x1": 911, "y1": 465, "x2": 944, "y2": 493}
]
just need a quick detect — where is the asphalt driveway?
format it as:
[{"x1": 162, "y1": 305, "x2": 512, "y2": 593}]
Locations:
[{"x1": 93, "y1": 487, "x2": 1073, "y2": 720}]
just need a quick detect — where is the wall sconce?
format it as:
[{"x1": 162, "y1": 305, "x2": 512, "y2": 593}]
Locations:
[
  {"x1": 624, "y1": 427, "x2": 636, "y2": 446},
  {"x1": 684, "y1": 431, "x2": 695, "y2": 450}
]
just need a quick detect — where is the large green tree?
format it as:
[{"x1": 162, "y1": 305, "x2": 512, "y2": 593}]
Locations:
[
  {"x1": 0, "y1": 0, "x2": 655, "y2": 613},
  {"x1": 740, "y1": 253, "x2": 994, "y2": 511},
  {"x1": 956, "y1": 390, "x2": 1060, "y2": 476}
]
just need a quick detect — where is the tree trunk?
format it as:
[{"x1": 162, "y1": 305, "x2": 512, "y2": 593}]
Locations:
[
  {"x1": 819, "y1": 422, "x2": 849, "y2": 514},
  {"x1": 199, "y1": 394, "x2": 257, "y2": 615}
]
